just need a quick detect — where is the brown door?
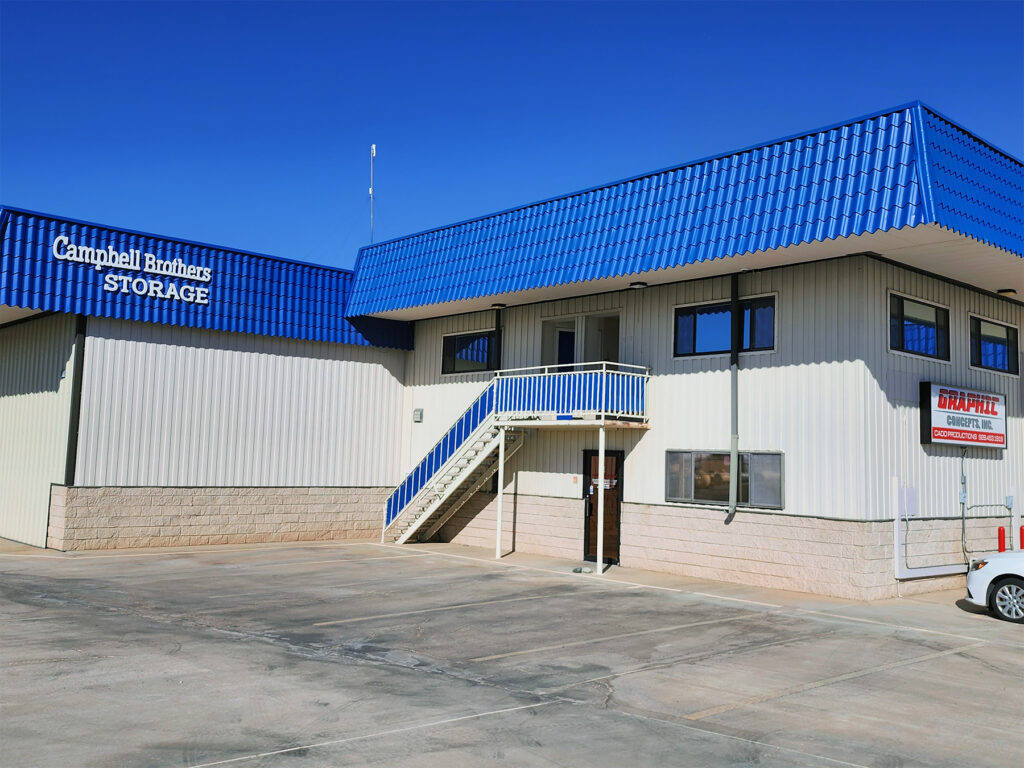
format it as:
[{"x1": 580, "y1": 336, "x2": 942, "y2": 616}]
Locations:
[{"x1": 583, "y1": 450, "x2": 622, "y2": 564}]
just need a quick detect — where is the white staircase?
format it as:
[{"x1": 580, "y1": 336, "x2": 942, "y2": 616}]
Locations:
[{"x1": 384, "y1": 418, "x2": 524, "y2": 544}]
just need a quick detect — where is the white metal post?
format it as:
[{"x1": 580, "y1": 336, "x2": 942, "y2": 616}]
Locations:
[
  {"x1": 496, "y1": 426, "x2": 506, "y2": 559},
  {"x1": 596, "y1": 425, "x2": 606, "y2": 574}
]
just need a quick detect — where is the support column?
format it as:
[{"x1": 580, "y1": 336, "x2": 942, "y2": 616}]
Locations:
[
  {"x1": 597, "y1": 426, "x2": 606, "y2": 574},
  {"x1": 495, "y1": 427, "x2": 506, "y2": 559},
  {"x1": 727, "y1": 272, "x2": 740, "y2": 522}
]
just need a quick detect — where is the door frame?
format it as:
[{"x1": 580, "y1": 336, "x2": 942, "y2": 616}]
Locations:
[{"x1": 582, "y1": 449, "x2": 624, "y2": 565}]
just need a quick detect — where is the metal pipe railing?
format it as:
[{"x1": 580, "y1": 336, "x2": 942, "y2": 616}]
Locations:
[
  {"x1": 493, "y1": 362, "x2": 649, "y2": 421},
  {"x1": 385, "y1": 362, "x2": 650, "y2": 530}
]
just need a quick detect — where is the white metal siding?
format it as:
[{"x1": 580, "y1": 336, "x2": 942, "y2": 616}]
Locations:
[
  {"x1": 76, "y1": 318, "x2": 407, "y2": 487},
  {"x1": 860, "y1": 259, "x2": 1022, "y2": 524},
  {"x1": 0, "y1": 314, "x2": 77, "y2": 546},
  {"x1": 403, "y1": 255, "x2": 1022, "y2": 523},
  {"x1": 402, "y1": 312, "x2": 494, "y2": 471}
]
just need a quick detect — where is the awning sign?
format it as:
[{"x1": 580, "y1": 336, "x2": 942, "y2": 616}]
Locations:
[{"x1": 920, "y1": 382, "x2": 1006, "y2": 449}]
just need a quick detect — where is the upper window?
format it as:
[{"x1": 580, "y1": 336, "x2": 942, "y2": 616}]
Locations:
[
  {"x1": 674, "y1": 297, "x2": 775, "y2": 357},
  {"x1": 889, "y1": 295, "x2": 949, "y2": 360},
  {"x1": 970, "y1": 317, "x2": 1019, "y2": 374},
  {"x1": 441, "y1": 330, "x2": 496, "y2": 375},
  {"x1": 665, "y1": 451, "x2": 784, "y2": 509}
]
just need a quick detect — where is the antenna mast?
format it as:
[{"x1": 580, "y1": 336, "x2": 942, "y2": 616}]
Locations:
[{"x1": 369, "y1": 144, "x2": 376, "y2": 243}]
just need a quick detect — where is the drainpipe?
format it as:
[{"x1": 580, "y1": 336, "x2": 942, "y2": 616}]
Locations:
[
  {"x1": 727, "y1": 274, "x2": 741, "y2": 522},
  {"x1": 492, "y1": 306, "x2": 504, "y2": 370}
]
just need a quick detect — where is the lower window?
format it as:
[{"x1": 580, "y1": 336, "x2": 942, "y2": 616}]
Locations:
[{"x1": 665, "y1": 451, "x2": 783, "y2": 509}]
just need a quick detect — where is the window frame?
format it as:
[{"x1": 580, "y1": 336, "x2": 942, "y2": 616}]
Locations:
[
  {"x1": 887, "y1": 292, "x2": 951, "y2": 362},
  {"x1": 968, "y1": 314, "x2": 1020, "y2": 376},
  {"x1": 664, "y1": 449, "x2": 785, "y2": 510},
  {"x1": 672, "y1": 293, "x2": 778, "y2": 360},
  {"x1": 440, "y1": 328, "x2": 498, "y2": 376}
]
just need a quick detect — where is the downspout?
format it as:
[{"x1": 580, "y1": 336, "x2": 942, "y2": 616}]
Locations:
[
  {"x1": 727, "y1": 274, "x2": 740, "y2": 522},
  {"x1": 493, "y1": 307, "x2": 504, "y2": 370}
]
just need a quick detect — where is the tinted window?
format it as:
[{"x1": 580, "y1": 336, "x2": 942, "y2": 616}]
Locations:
[
  {"x1": 971, "y1": 317, "x2": 1019, "y2": 374},
  {"x1": 441, "y1": 331, "x2": 495, "y2": 374},
  {"x1": 889, "y1": 295, "x2": 949, "y2": 360},
  {"x1": 674, "y1": 297, "x2": 775, "y2": 357}
]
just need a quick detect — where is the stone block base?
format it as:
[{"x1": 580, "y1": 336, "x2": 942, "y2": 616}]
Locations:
[
  {"x1": 438, "y1": 492, "x2": 1004, "y2": 600},
  {"x1": 46, "y1": 485, "x2": 389, "y2": 551}
]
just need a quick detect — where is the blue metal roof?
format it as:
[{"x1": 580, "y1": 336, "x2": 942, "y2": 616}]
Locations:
[
  {"x1": 916, "y1": 106, "x2": 1023, "y2": 255},
  {"x1": 347, "y1": 103, "x2": 1023, "y2": 317},
  {"x1": 0, "y1": 207, "x2": 412, "y2": 348}
]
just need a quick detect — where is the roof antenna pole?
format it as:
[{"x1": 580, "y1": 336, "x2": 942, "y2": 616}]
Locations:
[{"x1": 369, "y1": 144, "x2": 376, "y2": 244}]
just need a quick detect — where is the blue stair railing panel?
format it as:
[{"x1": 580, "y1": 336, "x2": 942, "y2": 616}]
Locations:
[
  {"x1": 385, "y1": 365, "x2": 649, "y2": 531},
  {"x1": 385, "y1": 384, "x2": 495, "y2": 527}
]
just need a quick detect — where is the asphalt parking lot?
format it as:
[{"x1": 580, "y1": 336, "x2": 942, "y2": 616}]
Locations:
[{"x1": 1, "y1": 539, "x2": 1022, "y2": 768}]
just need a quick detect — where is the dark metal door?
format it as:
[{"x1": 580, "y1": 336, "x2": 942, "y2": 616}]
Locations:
[{"x1": 583, "y1": 450, "x2": 622, "y2": 564}]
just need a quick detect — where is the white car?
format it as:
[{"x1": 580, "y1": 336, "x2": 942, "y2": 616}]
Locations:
[{"x1": 966, "y1": 551, "x2": 1024, "y2": 623}]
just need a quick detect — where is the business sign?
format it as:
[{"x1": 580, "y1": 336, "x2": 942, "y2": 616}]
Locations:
[
  {"x1": 52, "y1": 235, "x2": 212, "y2": 305},
  {"x1": 920, "y1": 382, "x2": 1006, "y2": 448}
]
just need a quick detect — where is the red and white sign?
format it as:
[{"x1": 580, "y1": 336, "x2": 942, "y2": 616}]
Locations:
[{"x1": 920, "y1": 382, "x2": 1006, "y2": 448}]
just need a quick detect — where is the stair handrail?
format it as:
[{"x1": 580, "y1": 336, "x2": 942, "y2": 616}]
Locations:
[
  {"x1": 385, "y1": 361, "x2": 651, "y2": 530},
  {"x1": 384, "y1": 382, "x2": 496, "y2": 528}
]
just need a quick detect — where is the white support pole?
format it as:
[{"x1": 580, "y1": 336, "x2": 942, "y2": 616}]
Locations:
[
  {"x1": 496, "y1": 427, "x2": 506, "y2": 559},
  {"x1": 597, "y1": 426, "x2": 606, "y2": 574}
]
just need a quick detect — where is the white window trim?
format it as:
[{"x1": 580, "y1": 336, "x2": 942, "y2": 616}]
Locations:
[
  {"x1": 670, "y1": 292, "x2": 779, "y2": 362},
  {"x1": 968, "y1": 313, "x2": 1021, "y2": 378},
  {"x1": 886, "y1": 290, "x2": 952, "y2": 364},
  {"x1": 440, "y1": 327, "x2": 497, "y2": 378}
]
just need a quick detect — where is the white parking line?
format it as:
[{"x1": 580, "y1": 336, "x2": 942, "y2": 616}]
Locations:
[
  {"x1": 313, "y1": 590, "x2": 615, "y2": 627},
  {"x1": 470, "y1": 614, "x2": 755, "y2": 662},
  {"x1": 618, "y1": 709, "x2": 874, "y2": 768},
  {"x1": 683, "y1": 642, "x2": 986, "y2": 721},
  {"x1": 369, "y1": 544, "x2": 784, "y2": 608},
  {"x1": 186, "y1": 701, "x2": 554, "y2": 767},
  {"x1": 235, "y1": 553, "x2": 430, "y2": 569},
  {"x1": 793, "y1": 608, "x2": 1022, "y2": 647}
]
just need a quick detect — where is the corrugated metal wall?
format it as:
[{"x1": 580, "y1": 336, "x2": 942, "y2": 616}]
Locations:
[
  {"x1": 76, "y1": 318, "x2": 407, "y2": 487},
  {"x1": 0, "y1": 314, "x2": 77, "y2": 546},
  {"x1": 404, "y1": 256, "x2": 1021, "y2": 522},
  {"x1": 860, "y1": 259, "x2": 1022, "y2": 523}
]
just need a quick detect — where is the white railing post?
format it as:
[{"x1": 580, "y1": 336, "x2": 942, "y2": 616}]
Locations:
[
  {"x1": 496, "y1": 426, "x2": 506, "y2": 559},
  {"x1": 597, "y1": 425, "x2": 606, "y2": 574}
]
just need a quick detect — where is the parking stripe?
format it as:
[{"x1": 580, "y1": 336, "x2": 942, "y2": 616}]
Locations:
[
  {"x1": 312, "y1": 590, "x2": 615, "y2": 627},
  {"x1": 371, "y1": 544, "x2": 785, "y2": 608},
  {"x1": 470, "y1": 614, "x2": 755, "y2": 662},
  {"x1": 186, "y1": 701, "x2": 555, "y2": 767},
  {"x1": 235, "y1": 553, "x2": 429, "y2": 568},
  {"x1": 682, "y1": 642, "x2": 986, "y2": 721}
]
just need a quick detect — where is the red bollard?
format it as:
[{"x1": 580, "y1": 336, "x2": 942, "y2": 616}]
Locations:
[
  {"x1": 1020, "y1": 526, "x2": 1023, "y2": 550},
  {"x1": 998, "y1": 527, "x2": 1006, "y2": 552}
]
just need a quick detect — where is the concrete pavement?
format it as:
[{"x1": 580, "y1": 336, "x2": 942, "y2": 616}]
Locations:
[{"x1": 1, "y1": 539, "x2": 1021, "y2": 767}]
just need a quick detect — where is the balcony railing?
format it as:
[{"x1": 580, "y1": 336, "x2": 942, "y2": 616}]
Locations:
[
  {"x1": 494, "y1": 361, "x2": 649, "y2": 422},
  {"x1": 385, "y1": 361, "x2": 649, "y2": 529}
]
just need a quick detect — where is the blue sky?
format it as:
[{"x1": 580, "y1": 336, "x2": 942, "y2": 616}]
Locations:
[{"x1": 2, "y1": 1, "x2": 1021, "y2": 269}]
